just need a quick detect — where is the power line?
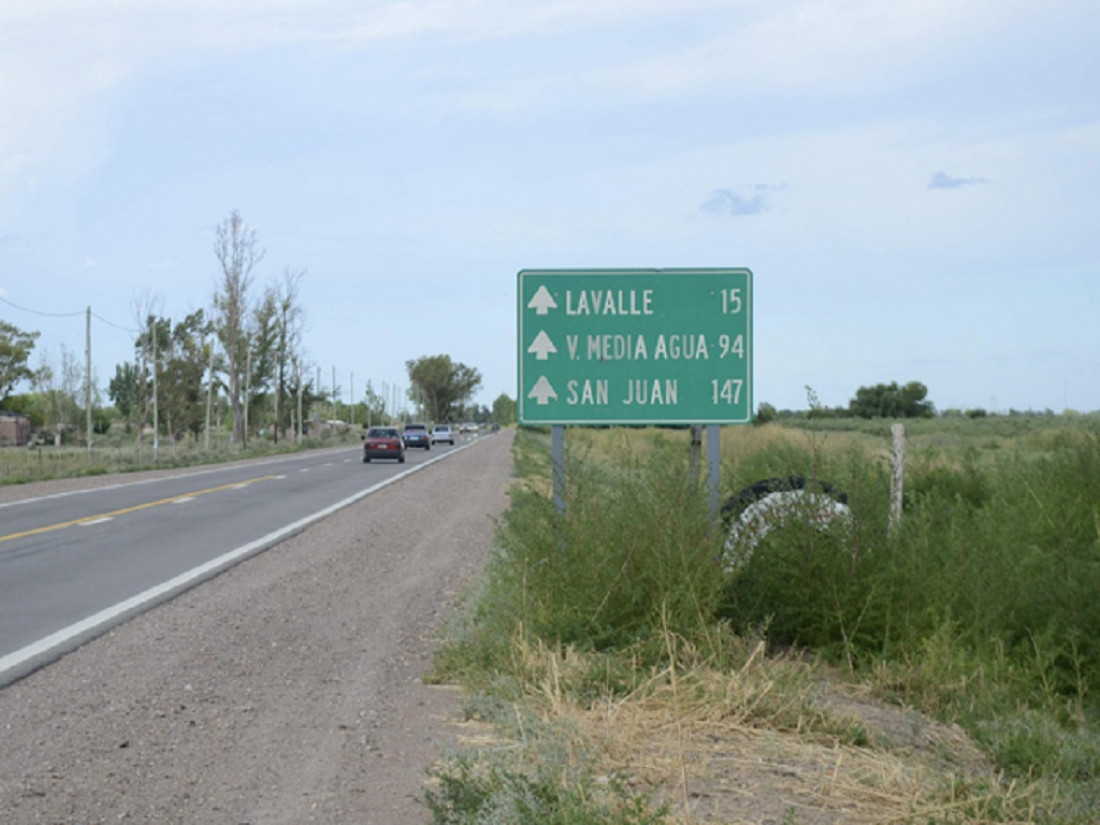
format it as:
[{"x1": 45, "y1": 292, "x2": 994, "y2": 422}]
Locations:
[
  {"x1": 1, "y1": 295, "x2": 138, "y2": 334},
  {"x1": 91, "y1": 310, "x2": 139, "y2": 334},
  {"x1": 0, "y1": 295, "x2": 85, "y2": 319}
]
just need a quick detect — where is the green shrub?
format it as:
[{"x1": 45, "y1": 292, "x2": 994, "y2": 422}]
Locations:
[
  {"x1": 458, "y1": 430, "x2": 727, "y2": 673},
  {"x1": 423, "y1": 755, "x2": 666, "y2": 825}
]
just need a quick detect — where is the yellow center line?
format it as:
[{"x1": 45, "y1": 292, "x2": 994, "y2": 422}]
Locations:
[{"x1": 0, "y1": 475, "x2": 279, "y2": 545}]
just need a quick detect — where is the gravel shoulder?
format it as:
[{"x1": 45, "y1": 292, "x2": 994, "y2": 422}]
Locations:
[{"x1": 0, "y1": 433, "x2": 514, "y2": 824}]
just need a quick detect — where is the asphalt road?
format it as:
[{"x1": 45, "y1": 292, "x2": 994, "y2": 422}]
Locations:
[
  {"x1": 0, "y1": 436, "x2": 471, "y2": 686},
  {"x1": 0, "y1": 429, "x2": 514, "y2": 824}
]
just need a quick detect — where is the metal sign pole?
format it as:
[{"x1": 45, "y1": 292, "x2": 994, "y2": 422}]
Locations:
[
  {"x1": 689, "y1": 425, "x2": 702, "y2": 485},
  {"x1": 707, "y1": 424, "x2": 721, "y2": 521},
  {"x1": 552, "y1": 424, "x2": 566, "y2": 514}
]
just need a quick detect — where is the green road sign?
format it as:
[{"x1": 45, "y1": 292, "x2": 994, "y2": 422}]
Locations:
[{"x1": 517, "y1": 268, "x2": 753, "y2": 425}]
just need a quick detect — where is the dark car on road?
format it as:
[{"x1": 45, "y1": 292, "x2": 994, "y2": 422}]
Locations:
[
  {"x1": 402, "y1": 423, "x2": 431, "y2": 450},
  {"x1": 363, "y1": 427, "x2": 406, "y2": 463}
]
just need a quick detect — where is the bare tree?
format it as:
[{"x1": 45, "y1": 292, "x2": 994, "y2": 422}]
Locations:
[
  {"x1": 272, "y1": 268, "x2": 306, "y2": 443},
  {"x1": 212, "y1": 211, "x2": 264, "y2": 447},
  {"x1": 130, "y1": 291, "x2": 161, "y2": 446},
  {"x1": 32, "y1": 345, "x2": 85, "y2": 446},
  {"x1": 60, "y1": 345, "x2": 91, "y2": 444},
  {"x1": 31, "y1": 351, "x2": 58, "y2": 445}
]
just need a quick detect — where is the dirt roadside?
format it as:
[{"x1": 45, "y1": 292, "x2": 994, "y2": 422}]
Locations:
[{"x1": 0, "y1": 432, "x2": 514, "y2": 824}]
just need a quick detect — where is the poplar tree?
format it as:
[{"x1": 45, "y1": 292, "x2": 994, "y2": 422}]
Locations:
[{"x1": 212, "y1": 210, "x2": 264, "y2": 446}]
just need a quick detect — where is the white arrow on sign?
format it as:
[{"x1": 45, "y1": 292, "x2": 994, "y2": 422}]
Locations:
[
  {"x1": 527, "y1": 330, "x2": 557, "y2": 361},
  {"x1": 527, "y1": 376, "x2": 558, "y2": 405},
  {"x1": 527, "y1": 285, "x2": 557, "y2": 316}
]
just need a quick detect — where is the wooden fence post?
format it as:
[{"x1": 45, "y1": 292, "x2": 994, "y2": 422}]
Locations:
[{"x1": 889, "y1": 422, "x2": 905, "y2": 534}]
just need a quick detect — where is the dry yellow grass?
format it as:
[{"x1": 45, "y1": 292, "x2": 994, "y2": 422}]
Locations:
[
  {"x1": 463, "y1": 636, "x2": 1042, "y2": 825},
  {"x1": 563, "y1": 422, "x2": 883, "y2": 469}
]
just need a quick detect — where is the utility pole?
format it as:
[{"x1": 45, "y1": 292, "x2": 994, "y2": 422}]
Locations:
[
  {"x1": 297, "y1": 360, "x2": 304, "y2": 441},
  {"x1": 275, "y1": 310, "x2": 284, "y2": 445},
  {"x1": 244, "y1": 340, "x2": 251, "y2": 447},
  {"x1": 152, "y1": 318, "x2": 159, "y2": 461},
  {"x1": 204, "y1": 334, "x2": 214, "y2": 451},
  {"x1": 85, "y1": 306, "x2": 92, "y2": 452}
]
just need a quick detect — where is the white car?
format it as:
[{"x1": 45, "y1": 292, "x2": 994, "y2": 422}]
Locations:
[{"x1": 431, "y1": 424, "x2": 454, "y2": 445}]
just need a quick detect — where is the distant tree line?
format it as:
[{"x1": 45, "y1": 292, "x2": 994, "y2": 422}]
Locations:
[
  {"x1": 3, "y1": 210, "x2": 327, "y2": 446},
  {"x1": 753, "y1": 381, "x2": 935, "y2": 424},
  {"x1": 1, "y1": 209, "x2": 515, "y2": 446},
  {"x1": 102, "y1": 212, "x2": 317, "y2": 449},
  {"x1": 753, "y1": 380, "x2": 1083, "y2": 425}
]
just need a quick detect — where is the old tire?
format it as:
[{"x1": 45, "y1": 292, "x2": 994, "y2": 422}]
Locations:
[{"x1": 720, "y1": 476, "x2": 851, "y2": 570}]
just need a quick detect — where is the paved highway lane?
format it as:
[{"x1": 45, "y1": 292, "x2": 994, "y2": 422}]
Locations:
[{"x1": 0, "y1": 438, "x2": 468, "y2": 685}]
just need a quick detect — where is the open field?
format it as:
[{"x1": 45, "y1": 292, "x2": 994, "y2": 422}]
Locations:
[{"x1": 426, "y1": 416, "x2": 1100, "y2": 824}]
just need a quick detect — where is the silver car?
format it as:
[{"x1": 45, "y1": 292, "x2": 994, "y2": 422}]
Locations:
[{"x1": 431, "y1": 424, "x2": 454, "y2": 445}]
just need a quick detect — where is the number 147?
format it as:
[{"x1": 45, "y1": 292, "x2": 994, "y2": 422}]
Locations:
[{"x1": 711, "y1": 379, "x2": 743, "y2": 405}]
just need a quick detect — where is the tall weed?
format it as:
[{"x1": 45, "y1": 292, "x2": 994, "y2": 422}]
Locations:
[
  {"x1": 722, "y1": 429, "x2": 1100, "y2": 697},
  {"x1": 460, "y1": 429, "x2": 727, "y2": 674}
]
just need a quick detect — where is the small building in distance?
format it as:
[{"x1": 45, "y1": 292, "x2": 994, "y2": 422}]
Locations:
[{"x1": 0, "y1": 411, "x2": 32, "y2": 447}]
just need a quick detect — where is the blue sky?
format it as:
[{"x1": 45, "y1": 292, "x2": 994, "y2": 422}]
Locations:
[{"x1": 2, "y1": 0, "x2": 1098, "y2": 414}]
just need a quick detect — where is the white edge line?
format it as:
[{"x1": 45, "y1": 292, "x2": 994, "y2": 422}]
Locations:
[{"x1": 0, "y1": 437, "x2": 484, "y2": 682}]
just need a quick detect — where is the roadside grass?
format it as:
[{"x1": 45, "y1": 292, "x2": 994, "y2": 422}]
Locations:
[
  {"x1": 0, "y1": 428, "x2": 364, "y2": 484},
  {"x1": 427, "y1": 419, "x2": 1100, "y2": 823}
]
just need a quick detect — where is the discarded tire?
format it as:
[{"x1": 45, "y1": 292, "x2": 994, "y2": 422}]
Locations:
[{"x1": 720, "y1": 476, "x2": 852, "y2": 570}]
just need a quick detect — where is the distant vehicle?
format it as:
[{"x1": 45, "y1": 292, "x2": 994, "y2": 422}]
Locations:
[
  {"x1": 431, "y1": 424, "x2": 454, "y2": 445},
  {"x1": 363, "y1": 427, "x2": 405, "y2": 463},
  {"x1": 403, "y1": 423, "x2": 431, "y2": 450},
  {"x1": 460, "y1": 422, "x2": 477, "y2": 433}
]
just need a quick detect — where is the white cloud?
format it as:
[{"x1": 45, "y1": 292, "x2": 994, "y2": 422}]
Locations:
[
  {"x1": 928, "y1": 171, "x2": 988, "y2": 189},
  {"x1": 700, "y1": 185, "x2": 785, "y2": 217}
]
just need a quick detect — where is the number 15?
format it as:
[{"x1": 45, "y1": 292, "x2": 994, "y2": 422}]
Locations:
[{"x1": 721, "y1": 288, "x2": 742, "y2": 314}]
